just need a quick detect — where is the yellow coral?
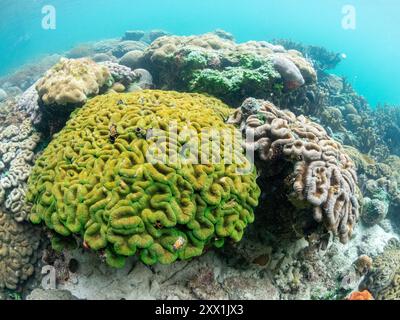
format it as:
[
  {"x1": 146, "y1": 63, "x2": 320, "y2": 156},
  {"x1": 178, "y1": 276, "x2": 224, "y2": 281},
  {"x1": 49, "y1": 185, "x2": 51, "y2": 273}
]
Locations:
[{"x1": 27, "y1": 90, "x2": 260, "y2": 268}]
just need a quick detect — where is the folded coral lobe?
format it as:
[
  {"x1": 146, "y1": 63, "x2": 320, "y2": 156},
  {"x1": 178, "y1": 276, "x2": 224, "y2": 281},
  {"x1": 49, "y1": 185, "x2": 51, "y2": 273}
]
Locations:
[
  {"x1": 26, "y1": 90, "x2": 260, "y2": 268},
  {"x1": 229, "y1": 98, "x2": 360, "y2": 243}
]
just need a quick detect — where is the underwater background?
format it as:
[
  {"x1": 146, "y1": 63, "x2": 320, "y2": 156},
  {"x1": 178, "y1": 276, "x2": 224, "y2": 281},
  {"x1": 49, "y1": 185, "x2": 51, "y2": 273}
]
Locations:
[
  {"x1": 1, "y1": 0, "x2": 400, "y2": 301},
  {"x1": 0, "y1": 0, "x2": 399, "y2": 106}
]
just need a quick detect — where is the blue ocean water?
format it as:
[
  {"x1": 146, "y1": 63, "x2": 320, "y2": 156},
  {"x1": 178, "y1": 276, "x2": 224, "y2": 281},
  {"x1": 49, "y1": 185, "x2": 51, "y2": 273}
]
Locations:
[{"x1": 0, "y1": 0, "x2": 399, "y2": 107}]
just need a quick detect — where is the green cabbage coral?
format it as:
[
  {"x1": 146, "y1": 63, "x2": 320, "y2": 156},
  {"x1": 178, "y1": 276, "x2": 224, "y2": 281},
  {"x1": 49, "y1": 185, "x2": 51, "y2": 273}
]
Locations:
[
  {"x1": 27, "y1": 90, "x2": 260, "y2": 268},
  {"x1": 189, "y1": 58, "x2": 281, "y2": 105}
]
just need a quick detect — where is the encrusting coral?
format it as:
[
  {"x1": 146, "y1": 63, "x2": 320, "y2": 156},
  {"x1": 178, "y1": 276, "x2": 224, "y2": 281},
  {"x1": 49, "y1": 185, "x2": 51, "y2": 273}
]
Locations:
[
  {"x1": 26, "y1": 90, "x2": 260, "y2": 268},
  {"x1": 228, "y1": 97, "x2": 360, "y2": 243},
  {"x1": 0, "y1": 210, "x2": 40, "y2": 290}
]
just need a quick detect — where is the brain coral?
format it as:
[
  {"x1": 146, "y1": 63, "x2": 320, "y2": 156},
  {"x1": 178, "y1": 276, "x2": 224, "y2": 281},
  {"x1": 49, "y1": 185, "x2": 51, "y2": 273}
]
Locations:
[
  {"x1": 27, "y1": 90, "x2": 260, "y2": 268},
  {"x1": 36, "y1": 58, "x2": 112, "y2": 107},
  {"x1": 0, "y1": 117, "x2": 41, "y2": 222},
  {"x1": 228, "y1": 98, "x2": 360, "y2": 243},
  {"x1": 0, "y1": 210, "x2": 40, "y2": 290}
]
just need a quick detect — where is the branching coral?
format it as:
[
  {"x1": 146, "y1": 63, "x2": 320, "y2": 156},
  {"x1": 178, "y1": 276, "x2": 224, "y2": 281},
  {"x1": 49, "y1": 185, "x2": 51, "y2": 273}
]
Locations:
[
  {"x1": 0, "y1": 210, "x2": 40, "y2": 290},
  {"x1": 273, "y1": 39, "x2": 342, "y2": 72},
  {"x1": 27, "y1": 90, "x2": 260, "y2": 268},
  {"x1": 228, "y1": 98, "x2": 360, "y2": 243}
]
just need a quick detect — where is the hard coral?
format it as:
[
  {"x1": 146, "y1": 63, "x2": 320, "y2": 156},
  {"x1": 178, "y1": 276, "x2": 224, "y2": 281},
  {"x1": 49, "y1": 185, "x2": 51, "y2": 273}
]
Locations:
[
  {"x1": 16, "y1": 83, "x2": 42, "y2": 126},
  {"x1": 360, "y1": 239, "x2": 400, "y2": 300},
  {"x1": 144, "y1": 33, "x2": 316, "y2": 105},
  {"x1": 36, "y1": 58, "x2": 111, "y2": 107},
  {"x1": 27, "y1": 90, "x2": 260, "y2": 268},
  {"x1": 228, "y1": 98, "x2": 360, "y2": 243},
  {"x1": 0, "y1": 116, "x2": 41, "y2": 222},
  {"x1": 0, "y1": 210, "x2": 40, "y2": 290}
]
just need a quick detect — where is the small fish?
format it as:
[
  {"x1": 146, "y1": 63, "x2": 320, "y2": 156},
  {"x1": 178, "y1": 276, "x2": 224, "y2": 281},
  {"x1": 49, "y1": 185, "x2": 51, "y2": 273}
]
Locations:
[
  {"x1": 173, "y1": 236, "x2": 186, "y2": 251},
  {"x1": 109, "y1": 123, "x2": 118, "y2": 143}
]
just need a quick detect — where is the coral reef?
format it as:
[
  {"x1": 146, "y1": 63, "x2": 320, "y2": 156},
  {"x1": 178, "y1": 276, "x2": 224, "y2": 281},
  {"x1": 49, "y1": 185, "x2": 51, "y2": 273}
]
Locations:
[
  {"x1": 122, "y1": 29, "x2": 185, "y2": 44},
  {"x1": 119, "y1": 50, "x2": 145, "y2": 70},
  {"x1": 92, "y1": 39, "x2": 147, "y2": 59},
  {"x1": 0, "y1": 55, "x2": 62, "y2": 96},
  {"x1": 0, "y1": 116, "x2": 41, "y2": 222},
  {"x1": 354, "y1": 255, "x2": 373, "y2": 275},
  {"x1": 362, "y1": 197, "x2": 389, "y2": 226},
  {"x1": 99, "y1": 61, "x2": 138, "y2": 86},
  {"x1": 1, "y1": 28, "x2": 399, "y2": 300},
  {"x1": 0, "y1": 210, "x2": 40, "y2": 290},
  {"x1": 27, "y1": 90, "x2": 260, "y2": 268},
  {"x1": 0, "y1": 89, "x2": 7, "y2": 102},
  {"x1": 228, "y1": 98, "x2": 360, "y2": 243},
  {"x1": 130, "y1": 69, "x2": 153, "y2": 90},
  {"x1": 143, "y1": 32, "x2": 316, "y2": 105},
  {"x1": 36, "y1": 58, "x2": 112, "y2": 107},
  {"x1": 16, "y1": 83, "x2": 42, "y2": 126},
  {"x1": 274, "y1": 39, "x2": 342, "y2": 72},
  {"x1": 360, "y1": 239, "x2": 400, "y2": 300},
  {"x1": 344, "y1": 146, "x2": 399, "y2": 228},
  {"x1": 374, "y1": 104, "x2": 400, "y2": 156},
  {"x1": 122, "y1": 30, "x2": 146, "y2": 42}
]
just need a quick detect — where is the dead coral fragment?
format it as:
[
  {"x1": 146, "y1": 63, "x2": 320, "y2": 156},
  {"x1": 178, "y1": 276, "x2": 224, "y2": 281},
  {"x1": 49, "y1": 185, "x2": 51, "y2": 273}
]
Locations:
[{"x1": 229, "y1": 98, "x2": 360, "y2": 243}]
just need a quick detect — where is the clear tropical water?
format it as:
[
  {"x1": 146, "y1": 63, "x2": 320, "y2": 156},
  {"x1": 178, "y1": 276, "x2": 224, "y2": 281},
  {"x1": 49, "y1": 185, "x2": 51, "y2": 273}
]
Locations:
[{"x1": 0, "y1": 0, "x2": 399, "y2": 107}]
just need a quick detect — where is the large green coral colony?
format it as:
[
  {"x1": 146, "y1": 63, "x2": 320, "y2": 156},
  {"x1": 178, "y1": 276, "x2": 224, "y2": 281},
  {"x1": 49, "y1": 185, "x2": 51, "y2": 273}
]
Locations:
[{"x1": 26, "y1": 90, "x2": 260, "y2": 268}]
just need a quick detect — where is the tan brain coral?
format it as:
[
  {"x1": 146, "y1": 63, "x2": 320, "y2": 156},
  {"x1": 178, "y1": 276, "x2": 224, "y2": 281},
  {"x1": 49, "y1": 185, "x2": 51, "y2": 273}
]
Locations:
[
  {"x1": 228, "y1": 98, "x2": 360, "y2": 243},
  {"x1": 36, "y1": 58, "x2": 111, "y2": 106},
  {"x1": 0, "y1": 210, "x2": 40, "y2": 290}
]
